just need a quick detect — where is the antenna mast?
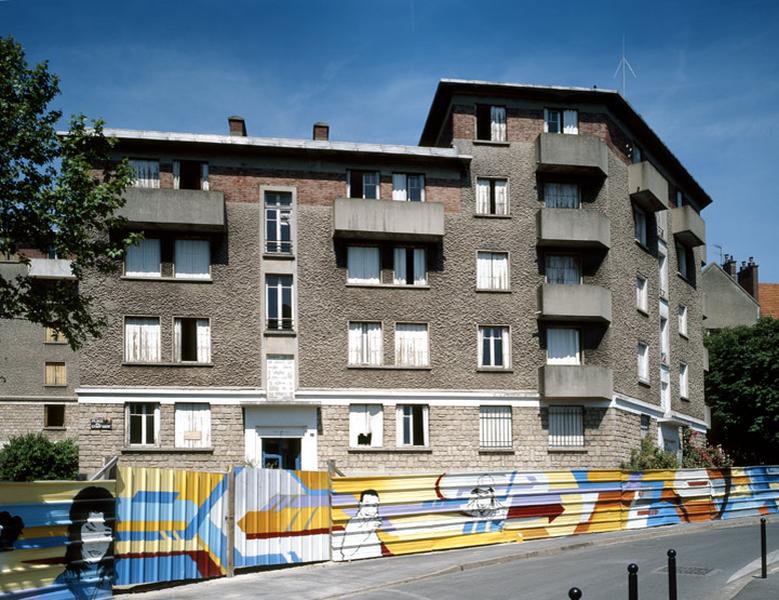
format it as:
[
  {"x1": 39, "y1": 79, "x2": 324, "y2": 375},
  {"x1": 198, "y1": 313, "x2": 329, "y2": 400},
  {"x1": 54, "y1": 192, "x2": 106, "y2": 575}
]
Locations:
[{"x1": 613, "y1": 35, "x2": 637, "y2": 97}]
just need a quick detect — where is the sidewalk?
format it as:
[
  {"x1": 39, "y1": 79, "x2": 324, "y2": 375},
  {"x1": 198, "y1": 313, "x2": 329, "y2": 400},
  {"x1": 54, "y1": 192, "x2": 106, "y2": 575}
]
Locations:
[{"x1": 121, "y1": 515, "x2": 779, "y2": 599}]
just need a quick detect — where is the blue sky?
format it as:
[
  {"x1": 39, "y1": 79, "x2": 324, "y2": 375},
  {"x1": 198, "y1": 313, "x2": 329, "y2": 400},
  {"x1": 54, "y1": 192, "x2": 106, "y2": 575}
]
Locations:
[{"x1": 5, "y1": 0, "x2": 778, "y2": 280}]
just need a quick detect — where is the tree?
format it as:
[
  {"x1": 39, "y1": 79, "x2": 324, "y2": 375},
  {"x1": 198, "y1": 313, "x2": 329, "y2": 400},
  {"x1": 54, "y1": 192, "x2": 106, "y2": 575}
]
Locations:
[
  {"x1": 0, "y1": 36, "x2": 137, "y2": 350},
  {"x1": 0, "y1": 433, "x2": 79, "y2": 481},
  {"x1": 705, "y1": 317, "x2": 779, "y2": 465},
  {"x1": 620, "y1": 436, "x2": 679, "y2": 471}
]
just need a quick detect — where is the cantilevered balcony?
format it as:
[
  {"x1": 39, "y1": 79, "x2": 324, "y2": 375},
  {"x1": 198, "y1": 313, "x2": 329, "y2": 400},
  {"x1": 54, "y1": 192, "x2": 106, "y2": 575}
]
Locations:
[
  {"x1": 332, "y1": 198, "x2": 444, "y2": 242},
  {"x1": 536, "y1": 208, "x2": 611, "y2": 250},
  {"x1": 117, "y1": 188, "x2": 226, "y2": 232},
  {"x1": 0, "y1": 259, "x2": 75, "y2": 280},
  {"x1": 628, "y1": 161, "x2": 669, "y2": 212},
  {"x1": 670, "y1": 205, "x2": 706, "y2": 247},
  {"x1": 537, "y1": 283, "x2": 612, "y2": 323},
  {"x1": 536, "y1": 133, "x2": 609, "y2": 178},
  {"x1": 539, "y1": 364, "x2": 614, "y2": 401}
]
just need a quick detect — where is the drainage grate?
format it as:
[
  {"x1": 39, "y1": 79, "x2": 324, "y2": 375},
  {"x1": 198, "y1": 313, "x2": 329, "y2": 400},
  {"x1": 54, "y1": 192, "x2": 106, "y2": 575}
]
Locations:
[{"x1": 657, "y1": 565, "x2": 715, "y2": 576}]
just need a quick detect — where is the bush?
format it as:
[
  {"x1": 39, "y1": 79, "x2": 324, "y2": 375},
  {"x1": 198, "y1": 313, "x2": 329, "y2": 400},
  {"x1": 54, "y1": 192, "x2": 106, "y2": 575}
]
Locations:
[
  {"x1": 0, "y1": 433, "x2": 79, "y2": 481},
  {"x1": 681, "y1": 427, "x2": 734, "y2": 468},
  {"x1": 620, "y1": 436, "x2": 679, "y2": 471}
]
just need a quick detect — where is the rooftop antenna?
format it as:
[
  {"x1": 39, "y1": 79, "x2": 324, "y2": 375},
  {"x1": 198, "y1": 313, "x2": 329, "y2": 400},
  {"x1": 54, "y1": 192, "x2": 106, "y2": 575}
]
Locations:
[
  {"x1": 714, "y1": 244, "x2": 724, "y2": 264},
  {"x1": 613, "y1": 35, "x2": 637, "y2": 97}
]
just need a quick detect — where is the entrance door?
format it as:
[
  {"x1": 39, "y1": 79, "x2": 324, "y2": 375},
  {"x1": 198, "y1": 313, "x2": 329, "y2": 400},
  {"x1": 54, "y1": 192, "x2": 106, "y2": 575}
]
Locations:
[{"x1": 262, "y1": 437, "x2": 301, "y2": 469}]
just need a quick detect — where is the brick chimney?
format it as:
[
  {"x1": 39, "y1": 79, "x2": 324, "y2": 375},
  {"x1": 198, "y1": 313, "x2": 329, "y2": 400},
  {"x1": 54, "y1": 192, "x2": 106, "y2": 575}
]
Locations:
[
  {"x1": 738, "y1": 257, "x2": 759, "y2": 302},
  {"x1": 228, "y1": 116, "x2": 247, "y2": 137},
  {"x1": 723, "y1": 254, "x2": 737, "y2": 277},
  {"x1": 312, "y1": 122, "x2": 329, "y2": 141}
]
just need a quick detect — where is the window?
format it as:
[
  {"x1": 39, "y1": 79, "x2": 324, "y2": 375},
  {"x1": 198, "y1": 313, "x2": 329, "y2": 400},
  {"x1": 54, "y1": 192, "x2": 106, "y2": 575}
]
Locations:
[
  {"x1": 348, "y1": 322, "x2": 383, "y2": 366},
  {"x1": 394, "y1": 323, "x2": 429, "y2": 367},
  {"x1": 347, "y1": 170, "x2": 379, "y2": 199},
  {"x1": 44, "y1": 404, "x2": 65, "y2": 428},
  {"x1": 547, "y1": 328, "x2": 580, "y2": 365},
  {"x1": 174, "y1": 403, "x2": 211, "y2": 448},
  {"x1": 396, "y1": 405, "x2": 428, "y2": 446},
  {"x1": 544, "y1": 183, "x2": 580, "y2": 209},
  {"x1": 125, "y1": 238, "x2": 161, "y2": 278},
  {"x1": 546, "y1": 255, "x2": 580, "y2": 285},
  {"x1": 544, "y1": 109, "x2": 578, "y2": 134},
  {"x1": 677, "y1": 243, "x2": 695, "y2": 282},
  {"x1": 633, "y1": 205, "x2": 647, "y2": 246},
  {"x1": 124, "y1": 317, "x2": 161, "y2": 363},
  {"x1": 173, "y1": 160, "x2": 208, "y2": 191},
  {"x1": 548, "y1": 406, "x2": 584, "y2": 447},
  {"x1": 478, "y1": 326, "x2": 510, "y2": 369},
  {"x1": 174, "y1": 318, "x2": 211, "y2": 363},
  {"x1": 660, "y1": 317, "x2": 670, "y2": 365},
  {"x1": 674, "y1": 190, "x2": 684, "y2": 208},
  {"x1": 678, "y1": 305, "x2": 688, "y2": 337},
  {"x1": 477, "y1": 251, "x2": 509, "y2": 290},
  {"x1": 479, "y1": 406, "x2": 512, "y2": 449},
  {"x1": 174, "y1": 239, "x2": 210, "y2": 279},
  {"x1": 266, "y1": 275, "x2": 294, "y2": 331},
  {"x1": 392, "y1": 174, "x2": 425, "y2": 202},
  {"x1": 636, "y1": 276, "x2": 648, "y2": 313},
  {"x1": 476, "y1": 105, "x2": 507, "y2": 141},
  {"x1": 679, "y1": 363, "x2": 689, "y2": 399},
  {"x1": 475, "y1": 178, "x2": 509, "y2": 215},
  {"x1": 127, "y1": 402, "x2": 158, "y2": 446},
  {"x1": 349, "y1": 404, "x2": 383, "y2": 447},
  {"x1": 631, "y1": 144, "x2": 643, "y2": 164},
  {"x1": 44, "y1": 362, "x2": 66, "y2": 385},
  {"x1": 347, "y1": 246, "x2": 380, "y2": 284},
  {"x1": 129, "y1": 159, "x2": 159, "y2": 188},
  {"x1": 44, "y1": 327, "x2": 66, "y2": 344},
  {"x1": 265, "y1": 191, "x2": 293, "y2": 254},
  {"x1": 637, "y1": 341, "x2": 649, "y2": 382},
  {"x1": 659, "y1": 248, "x2": 669, "y2": 298},
  {"x1": 393, "y1": 247, "x2": 427, "y2": 285},
  {"x1": 640, "y1": 414, "x2": 650, "y2": 438}
]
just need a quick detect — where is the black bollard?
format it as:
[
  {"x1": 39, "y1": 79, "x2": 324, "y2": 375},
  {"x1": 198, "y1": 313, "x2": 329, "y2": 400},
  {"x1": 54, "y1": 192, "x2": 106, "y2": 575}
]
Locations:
[
  {"x1": 667, "y1": 549, "x2": 677, "y2": 600},
  {"x1": 628, "y1": 563, "x2": 639, "y2": 600},
  {"x1": 568, "y1": 588, "x2": 582, "y2": 600},
  {"x1": 761, "y1": 517, "x2": 767, "y2": 579}
]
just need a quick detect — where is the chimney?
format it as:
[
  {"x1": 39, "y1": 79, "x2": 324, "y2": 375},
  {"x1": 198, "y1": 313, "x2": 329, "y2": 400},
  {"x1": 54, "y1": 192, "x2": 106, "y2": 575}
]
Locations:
[
  {"x1": 312, "y1": 122, "x2": 329, "y2": 141},
  {"x1": 723, "y1": 254, "x2": 737, "y2": 278},
  {"x1": 737, "y1": 257, "x2": 759, "y2": 302},
  {"x1": 228, "y1": 116, "x2": 247, "y2": 137}
]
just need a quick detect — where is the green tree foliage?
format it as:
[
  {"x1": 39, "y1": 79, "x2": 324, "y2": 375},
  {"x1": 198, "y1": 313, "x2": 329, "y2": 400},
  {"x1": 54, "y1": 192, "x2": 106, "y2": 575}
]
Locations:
[
  {"x1": 681, "y1": 427, "x2": 733, "y2": 469},
  {"x1": 620, "y1": 436, "x2": 679, "y2": 471},
  {"x1": 0, "y1": 433, "x2": 79, "y2": 481},
  {"x1": 0, "y1": 36, "x2": 137, "y2": 350},
  {"x1": 705, "y1": 318, "x2": 779, "y2": 465}
]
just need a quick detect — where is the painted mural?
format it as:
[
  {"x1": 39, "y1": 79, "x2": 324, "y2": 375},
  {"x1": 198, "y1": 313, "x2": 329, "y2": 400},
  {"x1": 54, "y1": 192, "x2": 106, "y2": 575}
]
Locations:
[
  {"x1": 332, "y1": 466, "x2": 779, "y2": 561},
  {"x1": 0, "y1": 480, "x2": 116, "y2": 599},
  {"x1": 114, "y1": 466, "x2": 229, "y2": 586},
  {"x1": 233, "y1": 467, "x2": 330, "y2": 568}
]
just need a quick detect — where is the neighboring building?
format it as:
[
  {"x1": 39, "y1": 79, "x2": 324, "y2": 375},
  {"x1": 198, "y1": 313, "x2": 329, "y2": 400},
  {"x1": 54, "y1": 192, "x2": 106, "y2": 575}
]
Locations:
[
  {"x1": 758, "y1": 283, "x2": 779, "y2": 319},
  {"x1": 0, "y1": 80, "x2": 713, "y2": 474},
  {"x1": 701, "y1": 255, "x2": 760, "y2": 331}
]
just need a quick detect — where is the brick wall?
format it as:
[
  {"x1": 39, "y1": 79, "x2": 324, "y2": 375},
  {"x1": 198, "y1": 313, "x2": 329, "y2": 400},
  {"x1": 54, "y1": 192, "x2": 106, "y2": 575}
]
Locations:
[{"x1": 0, "y1": 401, "x2": 77, "y2": 446}]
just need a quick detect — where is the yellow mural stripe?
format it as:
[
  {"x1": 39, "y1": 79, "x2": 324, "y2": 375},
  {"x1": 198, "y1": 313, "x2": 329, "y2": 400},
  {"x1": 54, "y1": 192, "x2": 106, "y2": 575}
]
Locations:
[{"x1": 115, "y1": 520, "x2": 187, "y2": 532}]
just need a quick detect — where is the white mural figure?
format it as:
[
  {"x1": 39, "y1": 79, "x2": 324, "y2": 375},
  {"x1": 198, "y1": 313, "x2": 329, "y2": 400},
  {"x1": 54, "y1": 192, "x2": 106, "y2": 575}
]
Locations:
[
  {"x1": 464, "y1": 475, "x2": 508, "y2": 520},
  {"x1": 337, "y1": 489, "x2": 382, "y2": 561}
]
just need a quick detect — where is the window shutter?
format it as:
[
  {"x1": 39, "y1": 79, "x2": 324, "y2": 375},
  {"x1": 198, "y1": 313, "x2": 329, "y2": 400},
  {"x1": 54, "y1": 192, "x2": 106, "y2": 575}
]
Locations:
[
  {"x1": 175, "y1": 403, "x2": 211, "y2": 448},
  {"x1": 395, "y1": 323, "x2": 429, "y2": 367},
  {"x1": 367, "y1": 323, "x2": 382, "y2": 365},
  {"x1": 348, "y1": 323, "x2": 362, "y2": 365},
  {"x1": 494, "y1": 180, "x2": 508, "y2": 215},
  {"x1": 125, "y1": 318, "x2": 160, "y2": 363},
  {"x1": 197, "y1": 319, "x2": 211, "y2": 362},
  {"x1": 476, "y1": 252, "x2": 491, "y2": 289},
  {"x1": 392, "y1": 174, "x2": 407, "y2": 201},
  {"x1": 494, "y1": 252, "x2": 509, "y2": 289},
  {"x1": 563, "y1": 109, "x2": 579, "y2": 134},
  {"x1": 475, "y1": 179, "x2": 490, "y2": 214}
]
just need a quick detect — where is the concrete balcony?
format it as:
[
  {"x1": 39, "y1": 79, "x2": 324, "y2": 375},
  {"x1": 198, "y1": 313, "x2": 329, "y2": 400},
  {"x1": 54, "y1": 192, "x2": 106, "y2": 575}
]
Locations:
[
  {"x1": 332, "y1": 198, "x2": 444, "y2": 242},
  {"x1": 537, "y1": 284, "x2": 612, "y2": 323},
  {"x1": 536, "y1": 133, "x2": 609, "y2": 178},
  {"x1": 0, "y1": 259, "x2": 75, "y2": 280},
  {"x1": 117, "y1": 188, "x2": 226, "y2": 232},
  {"x1": 536, "y1": 208, "x2": 611, "y2": 250},
  {"x1": 670, "y1": 205, "x2": 705, "y2": 247},
  {"x1": 0, "y1": 261, "x2": 28, "y2": 280},
  {"x1": 628, "y1": 161, "x2": 669, "y2": 212},
  {"x1": 539, "y1": 364, "x2": 614, "y2": 401}
]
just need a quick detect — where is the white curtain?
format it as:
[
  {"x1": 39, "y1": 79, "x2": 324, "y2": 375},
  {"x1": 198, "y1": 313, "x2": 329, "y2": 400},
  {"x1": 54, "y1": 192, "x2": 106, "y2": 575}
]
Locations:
[
  {"x1": 547, "y1": 328, "x2": 580, "y2": 365},
  {"x1": 490, "y1": 106, "x2": 507, "y2": 141},
  {"x1": 347, "y1": 246, "x2": 380, "y2": 284},
  {"x1": 563, "y1": 109, "x2": 579, "y2": 134},
  {"x1": 494, "y1": 179, "x2": 508, "y2": 214},
  {"x1": 349, "y1": 322, "x2": 382, "y2": 365},
  {"x1": 197, "y1": 319, "x2": 211, "y2": 362},
  {"x1": 546, "y1": 255, "x2": 580, "y2": 284},
  {"x1": 125, "y1": 318, "x2": 160, "y2": 362},
  {"x1": 349, "y1": 404, "x2": 383, "y2": 447},
  {"x1": 130, "y1": 159, "x2": 160, "y2": 188},
  {"x1": 477, "y1": 252, "x2": 509, "y2": 290},
  {"x1": 393, "y1": 247, "x2": 407, "y2": 284},
  {"x1": 413, "y1": 248, "x2": 427, "y2": 285},
  {"x1": 395, "y1": 323, "x2": 429, "y2": 367},
  {"x1": 175, "y1": 403, "x2": 211, "y2": 449},
  {"x1": 125, "y1": 239, "x2": 161, "y2": 277},
  {"x1": 175, "y1": 239, "x2": 210, "y2": 279},
  {"x1": 544, "y1": 183, "x2": 580, "y2": 208},
  {"x1": 172, "y1": 160, "x2": 181, "y2": 189},
  {"x1": 200, "y1": 163, "x2": 209, "y2": 191},
  {"x1": 476, "y1": 179, "x2": 490, "y2": 214},
  {"x1": 392, "y1": 173, "x2": 407, "y2": 201}
]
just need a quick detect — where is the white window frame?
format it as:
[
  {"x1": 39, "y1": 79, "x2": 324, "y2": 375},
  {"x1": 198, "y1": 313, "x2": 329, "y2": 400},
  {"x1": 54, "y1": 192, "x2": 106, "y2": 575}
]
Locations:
[
  {"x1": 637, "y1": 341, "x2": 650, "y2": 383},
  {"x1": 126, "y1": 402, "x2": 160, "y2": 447},
  {"x1": 349, "y1": 404, "x2": 384, "y2": 448},
  {"x1": 548, "y1": 406, "x2": 584, "y2": 447},
  {"x1": 544, "y1": 108, "x2": 578, "y2": 135},
  {"x1": 346, "y1": 170, "x2": 380, "y2": 200},
  {"x1": 174, "y1": 402, "x2": 211, "y2": 449},
  {"x1": 478, "y1": 325, "x2": 510, "y2": 369},
  {"x1": 173, "y1": 317, "x2": 211, "y2": 363},
  {"x1": 124, "y1": 317, "x2": 161, "y2": 363},
  {"x1": 395, "y1": 404, "x2": 429, "y2": 447},
  {"x1": 546, "y1": 328, "x2": 581, "y2": 365},
  {"x1": 172, "y1": 160, "x2": 209, "y2": 191},
  {"x1": 264, "y1": 190, "x2": 293, "y2": 255},
  {"x1": 124, "y1": 238, "x2": 161, "y2": 278},
  {"x1": 479, "y1": 406, "x2": 512, "y2": 449},
  {"x1": 393, "y1": 247, "x2": 427, "y2": 286},
  {"x1": 636, "y1": 275, "x2": 649, "y2": 313},
  {"x1": 394, "y1": 322, "x2": 430, "y2": 367},
  {"x1": 173, "y1": 239, "x2": 211, "y2": 280},
  {"x1": 476, "y1": 250, "x2": 510, "y2": 291},
  {"x1": 347, "y1": 246, "x2": 381, "y2": 285},
  {"x1": 265, "y1": 274, "x2": 294, "y2": 331},
  {"x1": 678, "y1": 305, "x2": 688, "y2": 338},
  {"x1": 679, "y1": 362, "x2": 689, "y2": 399},
  {"x1": 391, "y1": 173, "x2": 425, "y2": 202},
  {"x1": 475, "y1": 177, "x2": 509, "y2": 216},
  {"x1": 348, "y1": 321, "x2": 383, "y2": 366}
]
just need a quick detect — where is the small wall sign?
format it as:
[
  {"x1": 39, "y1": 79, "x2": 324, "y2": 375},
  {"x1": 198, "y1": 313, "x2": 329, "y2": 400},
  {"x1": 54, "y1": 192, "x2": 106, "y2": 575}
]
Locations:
[{"x1": 90, "y1": 417, "x2": 113, "y2": 430}]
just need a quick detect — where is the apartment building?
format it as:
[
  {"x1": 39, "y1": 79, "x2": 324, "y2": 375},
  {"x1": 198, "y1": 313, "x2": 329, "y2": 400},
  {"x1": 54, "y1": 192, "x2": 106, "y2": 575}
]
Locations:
[{"x1": 0, "y1": 80, "x2": 711, "y2": 475}]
